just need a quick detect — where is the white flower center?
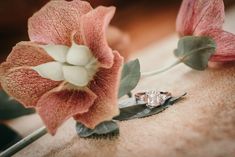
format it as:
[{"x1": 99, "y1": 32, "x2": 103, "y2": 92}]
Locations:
[{"x1": 32, "y1": 42, "x2": 99, "y2": 87}]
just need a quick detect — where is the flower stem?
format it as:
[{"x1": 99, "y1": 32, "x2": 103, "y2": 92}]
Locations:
[
  {"x1": 0, "y1": 126, "x2": 47, "y2": 157},
  {"x1": 141, "y1": 59, "x2": 181, "y2": 77}
]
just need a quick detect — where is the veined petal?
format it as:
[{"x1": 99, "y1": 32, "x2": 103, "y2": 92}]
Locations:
[
  {"x1": 28, "y1": 0, "x2": 93, "y2": 45},
  {"x1": 80, "y1": 6, "x2": 115, "y2": 68},
  {"x1": 32, "y1": 62, "x2": 64, "y2": 81},
  {"x1": 41, "y1": 44, "x2": 69, "y2": 63},
  {"x1": 37, "y1": 87, "x2": 97, "y2": 135},
  {"x1": 0, "y1": 67, "x2": 60, "y2": 107},
  {"x1": 202, "y1": 29, "x2": 235, "y2": 62},
  {"x1": 74, "y1": 51, "x2": 123, "y2": 128},
  {"x1": 176, "y1": 0, "x2": 196, "y2": 36},
  {"x1": 176, "y1": 0, "x2": 225, "y2": 36},
  {"x1": 193, "y1": 0, "x2": 225, "y2": 35},
  {"x1": 63, "y1": 65, "x2": 89, "y2": 87},
  {"x1": 66, "y1": 42, "x2": 92, "y2": 66},
  {"x1": 0, "y1": 42, "x2": 56, "y2": 105},
  {"x1": 6, "y1": 41, "x2": 53, "y2": 68}
]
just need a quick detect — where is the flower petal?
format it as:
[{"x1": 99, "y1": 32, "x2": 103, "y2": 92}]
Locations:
[
  {"x1": 41, "y1": 44, "x2": 69, "y2": 63},
  {"x1": 80, "y1": 6, "x2": 116, "y2": 68},
  {"x1": 66, "y1": 42, "x2": 92, "y2": 66},
  {"x1": 176, "y1": 0, "x2": 196, "y2": 36},
  {"x1": 202, "y1": 29, "x2": 235, "y2": 62},
  {"x1": 32, "y1": 62, "x2": 64, "y2": 81},
  {"x1": 176, "y1": 0, "x2": 225, "y2": 36},
  {"x1": 63, "y1": 65, "x2": 89, "y2": 87},
  {"x1": 6, "y1": 42, "x2": 53, "y2": 68},
  {"x1": 37, "y1": 87, "x2": 97, "y2": 135},
  {"x1": 74, "y1": 51, "x2": 123, "y2": 128},
  {"x1": 28, "y1": 0, "x2": 92, "y2": 45},
  {"x1": 0, "y1": 67, "x2": 60, "y2": 107}
]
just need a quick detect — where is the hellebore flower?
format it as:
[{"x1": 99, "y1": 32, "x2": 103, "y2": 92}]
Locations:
[
  {"x1": 0, "y1": 0, "x2": 124, "y2": 135},
  {"x1": 176, "y1": 0, "x2": 235, "y2": 62}
]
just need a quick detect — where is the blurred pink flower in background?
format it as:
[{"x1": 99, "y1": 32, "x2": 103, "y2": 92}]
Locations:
[{"x1": 176, "y1": 0, "x2": 235, "y2": 62}]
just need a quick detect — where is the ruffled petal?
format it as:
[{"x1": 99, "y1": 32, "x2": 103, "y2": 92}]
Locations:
[
  {"x1": 176, "y1": 0, "x2": 225, "y2": 36},
  {"x1": 28, "y1": 0, "x2": 92, "y2": 45},
  {"x1": 6, "y1": 41, "x2": 53, "y2": 68},
  {"x1": 74, "y1": 51, "x2": 123, "y2": 128},
  {"x1": 0, "y1": 67, "x2": 60, "y2": 107},
  {"x1": 202, "y1": 29, "x2": 235, "y2": 62},
  {"x1": 80, "y1": 6, "x2": 116, "y2": 68},
  {"x1": 36, "y1": 86, "x2": 97, "y2": 135}
]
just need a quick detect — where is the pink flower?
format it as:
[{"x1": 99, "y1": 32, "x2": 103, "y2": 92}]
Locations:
[
  {"x1": 0, "y1": 0, "x2": 124, "y2": 135},
  {"x1": 176, "y1": 0, "x2": 235, "y2": 62}
]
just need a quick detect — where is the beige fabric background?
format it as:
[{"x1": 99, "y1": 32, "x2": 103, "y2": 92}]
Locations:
[{"x1": 9, "y1": 6, "x2": 235, "y2": 157}]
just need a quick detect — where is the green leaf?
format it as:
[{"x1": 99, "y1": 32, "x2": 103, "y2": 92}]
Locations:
[
  {"x1": 114, "y1": 93, "x2": 186, "y2": 121},
  {"x1": 76, "y1": 121, "x2": 119, "y2": 138},
  {"x1": 174, "y1": 36, "x2": 216, "y2": 70},
  {"x1": 0, "y1": 91, "x2": 35, "y2": 120},
  {"x1": 118, "y1": 59, "x2": 141, "y2": 98}
]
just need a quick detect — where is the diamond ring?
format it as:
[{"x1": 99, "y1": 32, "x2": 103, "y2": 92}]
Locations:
[{"x1": 135, "y1": 90, "x2": 172, "y2": 108}]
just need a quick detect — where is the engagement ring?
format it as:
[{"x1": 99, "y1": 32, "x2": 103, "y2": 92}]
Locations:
[{"x1": 135, "y1": 90, "x2": 172, "y2": 108}]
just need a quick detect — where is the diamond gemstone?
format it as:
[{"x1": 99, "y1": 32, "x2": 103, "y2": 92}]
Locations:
[{"x1": 146, "y1": 90, "x2": 171, "y2": 108}]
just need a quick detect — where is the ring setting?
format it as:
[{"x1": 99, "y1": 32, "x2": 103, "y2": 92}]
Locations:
[{"x1": 135, "y1": 90, "x2": 172, "y2": 108}]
